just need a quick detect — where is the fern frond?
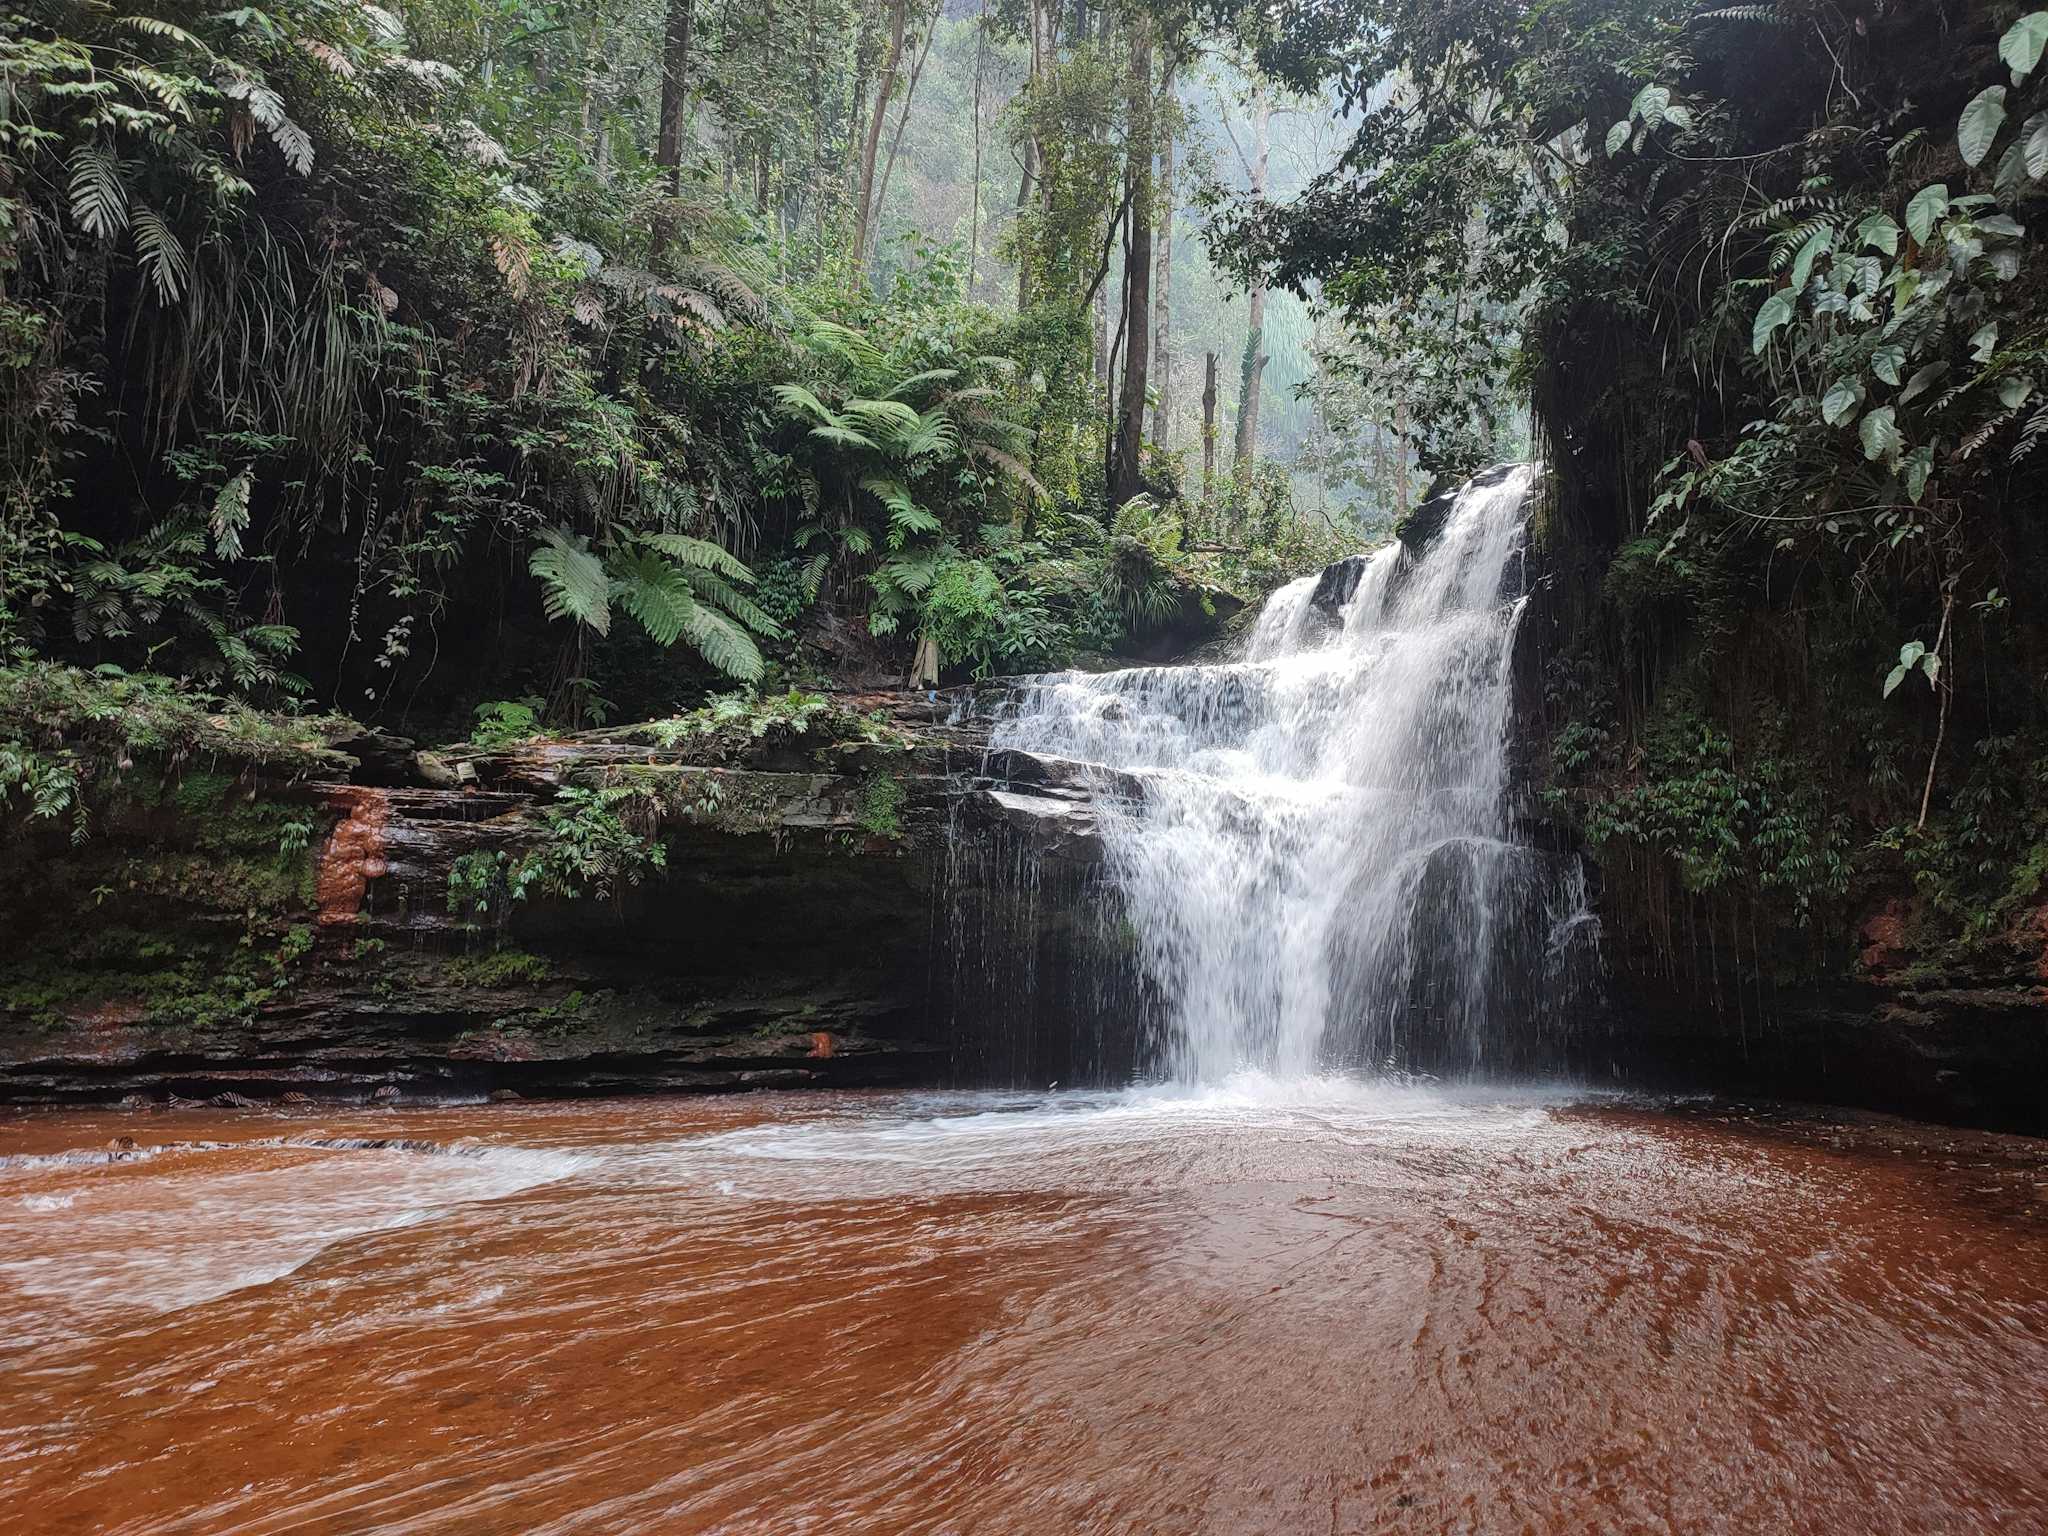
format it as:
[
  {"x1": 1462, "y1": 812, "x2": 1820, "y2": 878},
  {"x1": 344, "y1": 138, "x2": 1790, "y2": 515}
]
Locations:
[
  {"x1": 529, "y1": 527, "x2": 611, "y2": 636},
  {"x1": 803, "y1": 319, "x2": 885, "y2": 371},
  {"x1": 843, "y1": 398, "x2": 924, "y2": 440},
  {"x1": 883, "y1": 367, "x2": 960, "y2": 400},
  {"x1": 131, "y1": 207, "x2": 189, "y2": 303},
  {"x1": 210, "y1": 466, "x2": 252, "y2": 558},
  {"x1": 67, "y1": 146, "x2": 129, "y2": 239},
  {"x1": 770, "y1": 383, "x2": 840, "y2": 426},
  {"x1": 2013, "y1": 405, "x2": 2048, "y2": 463},
  {"x1": 682, "y1": 570, "x2": 781, "y2": 636},
  {"x1": 675, "y1": 604, "x2": 764, "y2": 680},
  {"x1": 1691, "y1": 5, "x2": 1790, "y2": 23},
  {"x1": 609, "y1": 551, "x2": 696, "y2": 647},
  {"x1": 809, "y1": 423, "x2": 880, "y2": 451},
  {"x1": 638, "y1": 531, "x2": 752, "y2": 583}
]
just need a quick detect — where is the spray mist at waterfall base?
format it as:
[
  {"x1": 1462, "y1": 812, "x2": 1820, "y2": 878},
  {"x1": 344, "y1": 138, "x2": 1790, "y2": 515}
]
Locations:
[{"x1": 989, "y1": 464, "x2": 1599, "y2": 1088}]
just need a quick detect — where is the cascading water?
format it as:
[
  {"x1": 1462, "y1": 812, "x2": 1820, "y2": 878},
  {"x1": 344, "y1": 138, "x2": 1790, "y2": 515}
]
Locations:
[{"x1": 991, "y1": 463, "x2": 1593, "y2": 1082}]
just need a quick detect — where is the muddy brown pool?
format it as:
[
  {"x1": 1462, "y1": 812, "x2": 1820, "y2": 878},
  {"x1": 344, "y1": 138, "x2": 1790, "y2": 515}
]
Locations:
[{"x1": 4, "y1": 1082, "x2": 2047, "y2": 1534}]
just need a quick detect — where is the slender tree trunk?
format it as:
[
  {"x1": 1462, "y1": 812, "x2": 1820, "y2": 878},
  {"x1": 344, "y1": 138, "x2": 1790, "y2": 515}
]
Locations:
[
  {"x1": 851, "y1": 0, "x2": 908, "y2": 272},
  {"x1": 970, "y1": 0, "x2": 987, "y2": 295},
  {"x1": 1109, "y1": 17, "x2": 1153, "y2": 507},
  {"x1": 1394, "y1": 396, "x2": 1411, "y2": 514},
  {"x1": 1231, "y1": 88, "x2": 1270, "y2": 472},
  {"x1": 1094, "y1": 287, "x2": 1109, "y2": 388},
  {"x1": 869, "y1": 16, "x2": 936, "y2": 271},
  {"x1": 1918, "y1": 589, "x2": 1958, "y2": 829},
  {"x1": 805, "y1": 0, "x2": 827, "y2": 240},
  {"x1": 1201, "y1": 350, "x2": 1218, "y2": 498},
  {"x1": 652, "y1": 0, "x2": 695, "y2": 250},
  {"x1": 1150, "y1": 55, "x2": 1175, "y2": 449},
  {"x1": 1015, "y1": 0, "x2": 1046, "y2": 310}
]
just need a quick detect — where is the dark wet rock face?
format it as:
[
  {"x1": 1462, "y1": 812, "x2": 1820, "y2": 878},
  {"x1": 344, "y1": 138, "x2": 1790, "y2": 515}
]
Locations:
[{"x1": 0, "y1": 697, "x2": 1113, "y2": 1107}]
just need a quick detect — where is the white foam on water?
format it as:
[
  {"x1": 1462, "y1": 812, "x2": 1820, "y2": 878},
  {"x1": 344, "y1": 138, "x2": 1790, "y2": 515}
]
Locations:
[
  {"x1": 0, "y1": 1141, "x2": 591, "y2": 1317},
  {"x1": 993, "y1": 466, "x2": 1585, "y2": 1082}
]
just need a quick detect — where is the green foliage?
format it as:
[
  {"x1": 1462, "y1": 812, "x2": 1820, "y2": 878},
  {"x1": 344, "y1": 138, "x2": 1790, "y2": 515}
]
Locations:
[
  {"x1": 857, "y1": 773, "x2": 907, "y2": 839},
  {"x1": 1551, "y1": 696, "x2": 1851, "y2": 926},
  {"x1": 472, "y1": 697, "x2": 545, "y2": 748},
  {"x1": 448, "y1": 783, "x2": 667, "y2": 919},
  {"x1": 0, "y1": 661, "x2": 354, "y2": 840}
]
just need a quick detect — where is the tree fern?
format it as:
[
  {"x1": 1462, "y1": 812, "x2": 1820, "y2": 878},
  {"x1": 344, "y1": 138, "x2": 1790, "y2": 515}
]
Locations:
[
  {"x1": 530, "y1": 527, "x2": 612, "y2": 636},
  {"x1": 674, "y1": 604, "x2": 763, "y2": 681},
  {"x1": 682, "y1": 568, "x2": 781, "y2": 638},
  {"x1": 640, "y1": 531, "x2": 752, "y2": 582},
  {"x1": 609, "y1": 551, "x2": 697, "y2": 647}
]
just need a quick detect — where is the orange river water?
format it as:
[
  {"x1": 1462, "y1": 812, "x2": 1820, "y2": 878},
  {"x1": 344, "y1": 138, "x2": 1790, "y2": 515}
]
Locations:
[{"x1": 3, "y1": 1081, "x2": 2047, "y2": 1535}]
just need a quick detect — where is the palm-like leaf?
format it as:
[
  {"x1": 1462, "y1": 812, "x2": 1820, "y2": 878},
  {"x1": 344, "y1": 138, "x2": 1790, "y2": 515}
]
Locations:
[
  {"x1": 132, "y1": 206, "x2": 190, "y2": 302},
  {"x1": 68, "y1": 145, "x2": 129, "y2": 238}
]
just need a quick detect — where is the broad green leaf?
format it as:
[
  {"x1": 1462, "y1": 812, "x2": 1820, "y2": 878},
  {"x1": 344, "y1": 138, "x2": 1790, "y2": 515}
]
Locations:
[
  {"x1": 1823, "y1": 377, "x2": 1865, "y2": 425},
  {"x1": 1922, "y1": 652, "x2": 1942, "y2": 688},
  {"x1": 1859, "y1": 405, "x2": 1902, "y2": 463},
  {"x1": 1899, "y1": 640, "x2": 1926, "y2": 666},
  {"x1": 1899, "y1": 361, "x2": 1949, "y2": 404},
  {"x1": 1999, "y1": 375, "x2": 2035, "y2": 408},
  {"x1": 1871, "y1": 344, "x2": 1906, "y2": 386},
  {"x1": 1855, "y1": 212, "x2": 1901, "y2": 255},
  {"x1": 1752, "y1": 291, "x2": 1796, "y2": 354},
  {"x1": 1970, "y1": 321, "x2": 2001, "y2": 361},
  {"x1": 1977, "y1": 213, "x2": 2027, "y2": 237},
  {"x1": 1996, "y1": 139, "x2": 2032, "y2": 205},
  {"x1": 2026, "y1": 113, "x2": 2048, "y2": 179},
  {"x1": 1906, "y1": 183, "x2": 1950, "y2": 245},
  {"x1": 1631, "y1": 84, "x2": 1671, "y2": 126},
  {"x1": 1789, "y1": 226, "x2": 1834, "y2": 293},
  {"x1": 1960, "y1": 86, "x2": 2008, "y2": 167},
  {"x1": 1904, "y1": 445, "x2": 1934, "y2": 503},
  {"x1": 1603, "y1": 114, "x2": 1626, "y2": 153},
  {"x1": 2001, "y1": 12, "x2": 2048, "y2": 79},
  {"x1": 1883, "y1": 664, "x2": 1908, "y2": 697},
  {"x1": 1662, "y1": 104, "x2": 1693, "y2": 132}
]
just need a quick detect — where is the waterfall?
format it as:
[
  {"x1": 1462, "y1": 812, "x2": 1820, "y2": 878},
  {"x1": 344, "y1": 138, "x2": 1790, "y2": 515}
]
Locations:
[{"x1": 990, "y1": 464, "x2": 1591, "y2": 1082}]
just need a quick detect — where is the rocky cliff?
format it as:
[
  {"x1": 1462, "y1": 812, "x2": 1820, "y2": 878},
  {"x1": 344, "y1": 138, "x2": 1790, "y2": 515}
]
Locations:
[{"x1": 0, "y1": 691, "x2": 1126, "y2": 1105}]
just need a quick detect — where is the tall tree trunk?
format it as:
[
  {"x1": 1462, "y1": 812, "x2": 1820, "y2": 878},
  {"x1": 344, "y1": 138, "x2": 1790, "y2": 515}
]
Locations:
[
  {"x1": 806, "y1": 0, "x2": 827, "y2": 240},
  {"x1": 1231, "y1": 88, "x2": 1270, "y2": 472},
  {"x1": 1109, "y1": 17, "x2": 1153, "y2": 508},
  {"x1": 1149, "y1": 56, "x2": 1175, "y2": 449},
  {"x1": 970, "y1": 0, "x2": 987, "y2": 295},
  {"x1": 869, "y1": 16, "x2": 937, "y2": 271},
  {"x1": 1093, "y1": 286, "x2": 1109, "y2": 388},
  {"x1": 851, "y1": 0, "x2": 908, "y2": 273},
  {"x1": 1015, "y1": 0, "x2": 1046, "y2": 310},
  {"x1": 652, "y1": 0, "x2": 694, "y2": 251},
  {"x1": 1393, "y1": 395, "x2": 1411, "y2": 514},
  {"x1": 1201, "y1": 350, "x2": 1218, "y2": 498}
]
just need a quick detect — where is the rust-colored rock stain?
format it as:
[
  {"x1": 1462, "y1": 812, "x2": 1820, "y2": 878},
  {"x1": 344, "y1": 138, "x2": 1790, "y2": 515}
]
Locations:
[
  {"x1": 808, "y1": 1031, "x2": 837, "y2": 1059},
  {"x1": 315, "y1": 786, "x2": 390, "y2": 925}
]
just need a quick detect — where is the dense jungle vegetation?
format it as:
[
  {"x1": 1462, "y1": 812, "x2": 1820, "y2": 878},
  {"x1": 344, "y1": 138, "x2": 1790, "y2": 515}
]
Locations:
[
  {"x1": 1197, "y1": 0, "x2": 2048, "y2": 985},
  {"x1": 6, "y1": 0, "x2": 2048, "y2": 996}
]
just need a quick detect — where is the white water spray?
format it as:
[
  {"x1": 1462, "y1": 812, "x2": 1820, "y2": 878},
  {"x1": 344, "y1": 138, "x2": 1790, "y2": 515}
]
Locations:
[{"x1": 992, "y1": 465, "x2": 1581, "y2": 1082}]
